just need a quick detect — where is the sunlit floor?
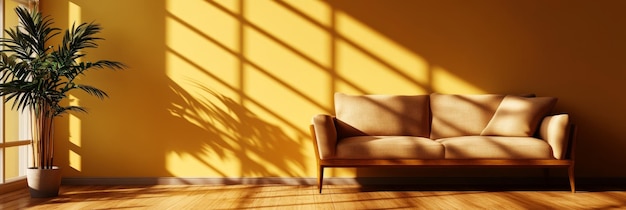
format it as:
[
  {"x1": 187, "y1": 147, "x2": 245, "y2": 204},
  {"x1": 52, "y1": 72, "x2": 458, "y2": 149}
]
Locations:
[{"x1": 2, "y1": 184, "x2": 626, "y2": 209}]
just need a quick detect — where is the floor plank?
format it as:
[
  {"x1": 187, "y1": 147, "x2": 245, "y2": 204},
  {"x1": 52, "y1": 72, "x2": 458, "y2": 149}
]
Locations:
[{"x1": 2, "y1": 184, "x2": 626, "y2": 209}]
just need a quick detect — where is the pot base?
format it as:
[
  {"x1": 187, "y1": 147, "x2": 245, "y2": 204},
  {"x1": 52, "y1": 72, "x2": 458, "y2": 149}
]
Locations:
[{"x1": 27, "y1": 167, "x2": 61, "y2": 198}]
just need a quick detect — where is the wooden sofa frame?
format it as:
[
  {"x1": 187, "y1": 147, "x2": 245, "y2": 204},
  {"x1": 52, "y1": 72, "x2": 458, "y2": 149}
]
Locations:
[{"x1": 309, "y1": 124, "x2": 577, "y2": 193}]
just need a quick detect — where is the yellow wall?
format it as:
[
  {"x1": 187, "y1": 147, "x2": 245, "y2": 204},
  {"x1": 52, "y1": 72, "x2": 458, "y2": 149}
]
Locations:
[{"x1": 37, "y1": 0, "x2": 626, "y2": 179}]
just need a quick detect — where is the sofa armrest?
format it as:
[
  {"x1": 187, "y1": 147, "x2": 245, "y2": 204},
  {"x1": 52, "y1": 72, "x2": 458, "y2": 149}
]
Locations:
[
  {"x1": 311, "y1": 114, "x2": 338, "y2": 160},
  {"x1": 539, "y1": 114, "x2": 571, "y2": 160}
]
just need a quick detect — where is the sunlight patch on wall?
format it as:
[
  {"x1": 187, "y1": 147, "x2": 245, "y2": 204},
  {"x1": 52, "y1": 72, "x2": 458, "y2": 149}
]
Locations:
[
  {"x1": 164, "y1": 8, "x2": 241, "y2": 93},
  {"x1": 335, "y1": 11, "x2": 430, "y2": 94},
  {"x1": 243, "y1": 63, "x2": 326, "y2": 132},
  {"x1": 211, "y1": 0, "x2": 239, "y2": 15},
  {"x1": 246, "y1": 0, "x2": 331, "y2": 67},
  {"x1": 240, "y1": 148, "x2": 304, "y2": 177},
  {"x1": 278, "y1": 0, "x2": 331, "y2": 27},
  {"x1": 68, "y1": 95, "x2": 82, "y2": 171},
  {"x1": 432, "y1": 65, "x2": 484, "y2": 94},
  {"x1": 166, "y1": 151, "x2": 241, "y2": 177},
  {"x1": 243, "y1": 26, "x2": 332, "y2": 114},
  {"x1": 69, "y1": 111, "x2": 81, "y2": 146},
  {"x1": 69, "y1": 150, "x2": 81, "y2": 171},
  {"x1": 67, "y1": 2, "x2": 82, "y2": 168},
  {"x1": 164, "y1": 0, "x2": 249, "y2": 177},
  {"x1": 164, "y1": 48, "x2": 241, "y2": 135},
  {"x1": 242, "y1": 64, "x2": 317, "y2": 176},
  {"x1": 68, "y1": 1, "x2": 81, "y2": 26},
  {"x1": 166, "y1": 0, "x2": 239, "y2": 52}
]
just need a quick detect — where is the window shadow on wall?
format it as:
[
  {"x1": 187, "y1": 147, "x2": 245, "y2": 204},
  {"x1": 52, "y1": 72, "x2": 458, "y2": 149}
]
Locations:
[{"x1": 50, "y1": 0, "x2": 626, "y2": 184}]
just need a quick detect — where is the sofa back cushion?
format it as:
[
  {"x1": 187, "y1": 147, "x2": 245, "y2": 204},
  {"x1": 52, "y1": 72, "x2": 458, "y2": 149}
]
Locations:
[
  {"x1": 334, "y1": 93, "x2": 430, "y2": 137},
  {"x1": 430, "y1": 93, "x2": 505, "y2": 139},
  {"x1": 481, "y1": 95, "x2": 557, "y2": 137}
]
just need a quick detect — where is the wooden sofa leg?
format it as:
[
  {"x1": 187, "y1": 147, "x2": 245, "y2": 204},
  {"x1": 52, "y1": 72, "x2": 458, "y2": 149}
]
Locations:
[
  {"x1": 568, "y1": 165, "x2": 576, "y2": 193},
  {"x1": 318, "y1": 166, "x2": 325, "y2": 194}
]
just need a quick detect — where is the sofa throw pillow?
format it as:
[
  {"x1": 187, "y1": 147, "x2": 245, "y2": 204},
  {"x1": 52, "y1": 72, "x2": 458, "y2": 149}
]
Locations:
[
  {"x1": 480, "y1": 95, "x2": 557, "y2": 137},
  {"x1": 334, "y1": 93, "x2": 430, "y2": 137}
]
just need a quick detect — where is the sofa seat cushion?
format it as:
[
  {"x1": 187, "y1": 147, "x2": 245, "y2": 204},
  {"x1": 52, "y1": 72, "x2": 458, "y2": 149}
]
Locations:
[
  {"x1": 335, "y1": 136, "x2": 444, "y2": 159},
  {"x1": 436, "y1": 136, "x2": 554, "y2": 159}
]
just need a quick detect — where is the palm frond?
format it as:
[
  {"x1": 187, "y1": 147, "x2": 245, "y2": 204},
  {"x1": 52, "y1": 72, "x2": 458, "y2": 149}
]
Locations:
[
  {"x1": 77, "y1": 84, "x2": 109, "y2": 99},
  {"x1": 55, "y1": 105, "x2": 87, "y2": 116},
  {"x1": 14, "y1": 7, "x2": 59, "y2": 56},
  {"x1": 88, "y1": 60, "x2": 126, "y2": 70},
  {"x1": 59, "y1": 22, "x2": 103, "y2": 63},
  {"x1": 0, "y1": 80, "x2": 38, "y2": 112}
]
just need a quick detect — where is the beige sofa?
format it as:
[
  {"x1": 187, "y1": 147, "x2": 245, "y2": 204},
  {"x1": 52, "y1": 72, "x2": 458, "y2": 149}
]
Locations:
[{"x1": 310, "y1": 93, "x2": 577, "y2": 193}]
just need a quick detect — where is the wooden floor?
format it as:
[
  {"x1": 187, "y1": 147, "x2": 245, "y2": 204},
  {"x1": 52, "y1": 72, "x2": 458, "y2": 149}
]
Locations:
[{"x1": 2, "y1": 184, "x2": 626, "y2": 209}]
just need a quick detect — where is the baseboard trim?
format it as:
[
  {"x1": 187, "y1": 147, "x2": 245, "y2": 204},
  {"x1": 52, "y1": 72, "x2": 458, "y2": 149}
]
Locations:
[
  {"x1": 61, "y1": 177, "x2": 428, "y2": 186},
  {"x1": 62, "y1": 177, "x2": 626, "y2": 187},
  {"x1": 63, "y1": 177, "x2": 318, "y2": 185}
]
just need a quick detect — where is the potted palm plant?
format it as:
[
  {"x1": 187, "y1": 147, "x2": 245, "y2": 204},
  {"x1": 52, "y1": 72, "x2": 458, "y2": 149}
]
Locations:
[{"x1": 0, "y1": 7, "x2": 124, "y2": 197}]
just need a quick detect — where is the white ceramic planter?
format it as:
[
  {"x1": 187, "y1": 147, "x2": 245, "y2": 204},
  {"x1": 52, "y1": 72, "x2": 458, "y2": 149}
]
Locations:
[{"x1": 26, "y1": 167, "x2": 61, "y2": 198}]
